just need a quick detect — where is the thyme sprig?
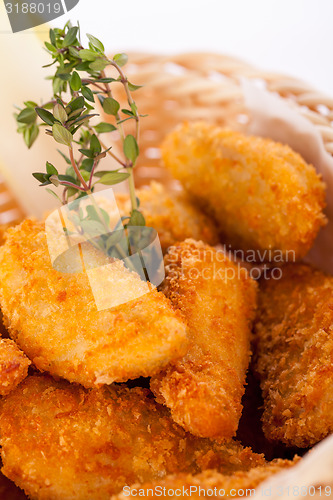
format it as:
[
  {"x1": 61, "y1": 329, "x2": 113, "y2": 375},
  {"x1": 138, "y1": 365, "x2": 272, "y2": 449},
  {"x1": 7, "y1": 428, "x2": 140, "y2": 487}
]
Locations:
[{"x1": 15, "y1": 21, "x2": 146, "y2": 230}]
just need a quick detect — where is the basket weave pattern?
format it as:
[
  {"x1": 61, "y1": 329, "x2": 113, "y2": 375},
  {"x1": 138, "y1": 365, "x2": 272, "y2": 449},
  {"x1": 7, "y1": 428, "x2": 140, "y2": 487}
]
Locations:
[{"x1": 108, "y1": 52, "x2": 333, "y2": 188}]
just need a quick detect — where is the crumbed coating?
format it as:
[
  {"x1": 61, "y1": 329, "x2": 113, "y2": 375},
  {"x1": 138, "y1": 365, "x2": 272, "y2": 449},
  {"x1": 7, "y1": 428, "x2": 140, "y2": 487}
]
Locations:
[
  {"x1": 0, "y1": 375, "x2": 265, "y2": 500},
  {"x1": 162, "y1": 122, "x2": 326, "y2": 260},
  {"x1": 151, "y1": 239, "x2": 257, "y2": 440},
  {"x1": 254, "y1": 264, "x2": 333, "y2": 447},
  {"x1": 115, "y1": 181, "x2": 219, "y2": 252},
  {"x1": 113, "y1": 459, "x2": 298, "y2": 499},
  {"x1": 0, "y1": 219, "x2": 188, "y2": 387},
  {"x1": 0, "y1": 338, "x2": 30, "y2": 396}
]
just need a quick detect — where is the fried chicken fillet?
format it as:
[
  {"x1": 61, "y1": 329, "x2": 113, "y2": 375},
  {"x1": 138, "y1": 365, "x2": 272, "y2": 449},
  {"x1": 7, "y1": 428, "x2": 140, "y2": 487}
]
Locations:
[
  {"x1": 151, "y1": 239, "x2": 257, "y2": 440},
  {"x1": 113, "y1": 459, "x2": 297, "y2": 499},
  {"x1": 0, "y1": 338, "x2": 30, "y2": 396},
  {"x1": 0, "y1": 219, "x2": 187, "y2": 387},
  {"x1": 254, "y1": 264, "x2": 333, "y2": 448},
  {"x1": 115, "y1": 181, "x2": 219, "y2": 252},
  {"x1": 162, "y1": 122, "x2": 326, "y2": 261},
  {"x1": 0, "y1": 375, "x2": 265, "y2": 500}
]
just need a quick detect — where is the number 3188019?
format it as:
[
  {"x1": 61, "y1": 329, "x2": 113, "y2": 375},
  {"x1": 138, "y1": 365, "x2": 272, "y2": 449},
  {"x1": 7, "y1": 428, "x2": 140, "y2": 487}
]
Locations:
[{"x1": 5, "y1": 3, "x2": 62, "y2": 14}]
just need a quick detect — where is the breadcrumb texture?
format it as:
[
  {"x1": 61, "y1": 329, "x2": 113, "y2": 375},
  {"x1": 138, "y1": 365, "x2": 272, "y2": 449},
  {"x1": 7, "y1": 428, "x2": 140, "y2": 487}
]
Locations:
[
  {"x1": 151, "y1": 239, "x2": 257, "y2": 440},
  {"x1": 0, "y1": 219, "x2": 188, "y2": 387},
  {"x1": 113, "y1": 459, "x2": 297, "y2": 499},
  {"x1": 162, "y1": 122, "x2": 326, "y2": 260},
  {"x1": 115, "y1": 181, "x2": 219, "y2": 252},
  {"x1": 254, "y1": 264, "x2": 333, "y2": 448},
  {"x1": 0, "y1": 375, "x2": 265, "y2": 500},
  {"x1": 0, "y1": 338, "x2": 30, "y2": 396}
]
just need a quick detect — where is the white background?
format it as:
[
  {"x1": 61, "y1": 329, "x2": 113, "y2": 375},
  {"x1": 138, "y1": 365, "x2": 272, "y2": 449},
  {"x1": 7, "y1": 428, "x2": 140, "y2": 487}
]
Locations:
[{"x1": 52, "y1": 0, "x2": 333, "y2": 95}]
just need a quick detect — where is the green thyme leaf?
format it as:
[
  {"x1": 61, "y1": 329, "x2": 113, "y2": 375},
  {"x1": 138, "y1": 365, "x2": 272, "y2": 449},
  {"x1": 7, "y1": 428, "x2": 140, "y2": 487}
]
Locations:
[
  {"x1": 52, "y1": 123, "x2": 73, "y2": 147},
  {"x1": 93, "y1": 122, "x2": 117, "y2": 133},
  {"x1": 79, "y1": 169, "x2": 90, "y2": 182},
  {"x1": 70, "y1": 71, "x2": 82, "y2": 91},
  {"x1": 79, "y1": 49, "x2": 97, "y2": 61},
  {"x1": 33, "y1": 172, "x2": 49, "y2": 185},
  {"x1": 81, "y1": 86, "x2": 95, "y2": 102},
  {"x1": 93, "y1": 169, "x2": 120, "y2": 178},
  {"x1": 96, "y1": 171, "x2": 130, "y2": 185},
  {"x1": 17, "y1": 108, "x2": 37, "y2": 124},
  {"x1": 49, "y1": 29, "x2": 56, "y2": 46},
  {"x1": 103, "y1": 97, "x2": 120, "y2": 116},
  {"x1": 66, "y1": 97, "x2": 85, "y2": 113},
  {"x1": 81, "y1": 158, "x2": 94, "y2": 171},
  {"x1": 89, "y1": 58, "x2": 108, "y2": 72},
  {"x1": 123, "y1": 135, "x2": 139, "y2": 164},
  {"x1": 67, "y1": 187, "x2": 79, "y2": 198},
  {"x1": 45, "y1": 41, "x2": 57, "y2": 54},
  {"x1": 90, "y1": 134, "x2": 101, "y2": 154},
  {"x1": 24, "y1": 124, "x2": 39, "y2": 148},
  {"x1": 122, "y1": 109, "x2": 134, "y2": 117},
  {"x1": 63, "y1": 27, "x2": 79, "y2": 47},
  {"x1": 53, "y1": 103, "x2": 68, "y2": 123},
  {"x1": 46, "y1": 161, "x2": 58, "y2": 175},
  {"x1": 78, "y1": 148, "x2": 95, "y2": 158},
  {"x1": 87, "y1": 34, "x2": 105, "y2": 52},
  {"x1": 57, "y1": 73, "x2": 71, "y2": 82},
  {"x1": 98, "y1": 77, "x2": 116, "y2": 83},
  {"x1": 24, "y1": 101, "x2": 38, "y2": 108},
  {"x1": 69, "y1": 46, "x2": 80, "y2": 58},
  {"x1": 128, "y1": 209, "x2": 145, "y2": 226},
  {"x1": 127, "y1": 82, "x2": 143, "y2": 91},
  {"x1": 113, "y1": 53, "x2": 128, "y2": 67},
  {"x1": 35, "y1": 108, "x2": 56, "y2": 126}
]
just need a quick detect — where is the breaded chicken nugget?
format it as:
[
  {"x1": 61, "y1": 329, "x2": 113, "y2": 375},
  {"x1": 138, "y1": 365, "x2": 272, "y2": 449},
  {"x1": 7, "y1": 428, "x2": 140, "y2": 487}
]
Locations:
[
  {"x1": 113, "y1": 459, "x2": 297, "y2": 499},
  {"x1": 254, "y1": 264, "x2": 333, "y2": 448},
  {"x1": 0, "y1": 375, "x2": 265, "y2": 500},
  {"x1": 115, "y1": 181, "x2": 219, "y2": 252},
  {"x1": 151, "y1": 239, "x2": 257, "y2": 440},
  {"x1": 162, "y1": 122, "x2": 326, "y2": 261},
  {"x1": 0, "y1": 219, "x2": 187, "y2": 387},
  {"x1": 0, "y1": 338, "x2": 30, "y2": 396}
]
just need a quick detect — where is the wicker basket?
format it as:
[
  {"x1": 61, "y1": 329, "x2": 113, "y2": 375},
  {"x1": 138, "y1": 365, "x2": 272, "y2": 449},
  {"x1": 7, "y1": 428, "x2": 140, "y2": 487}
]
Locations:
[{"x1": 107, "y1": 52, "x2": 333, "y2": 188}]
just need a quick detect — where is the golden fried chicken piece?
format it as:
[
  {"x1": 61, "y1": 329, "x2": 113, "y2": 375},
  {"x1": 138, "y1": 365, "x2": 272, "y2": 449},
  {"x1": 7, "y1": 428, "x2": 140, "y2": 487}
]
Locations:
[
  {"x1": 113, "y1": 459, "x2": 297, "y2": 499},
  {"x1": 254, "y1": 264, "x2": 333, "y2": 448},
  {"x1": 162, "y1": 122, "x2": 326, "y2": 261},
  {"x1": 0, "y1": 219, "x2": 187, "y2": 388},
  {"x1": 0, "y1": 375, "x2": 265, "y2": 500},
  {"x1": 115, "y1": 181, "x2": 219, "y2": 252},
  {"x1": 151, "y1": 239, "x2": 257, "y2": 440},
  {"x1": 0, "y1": 338, "x2": 30, "y2": 396}
]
